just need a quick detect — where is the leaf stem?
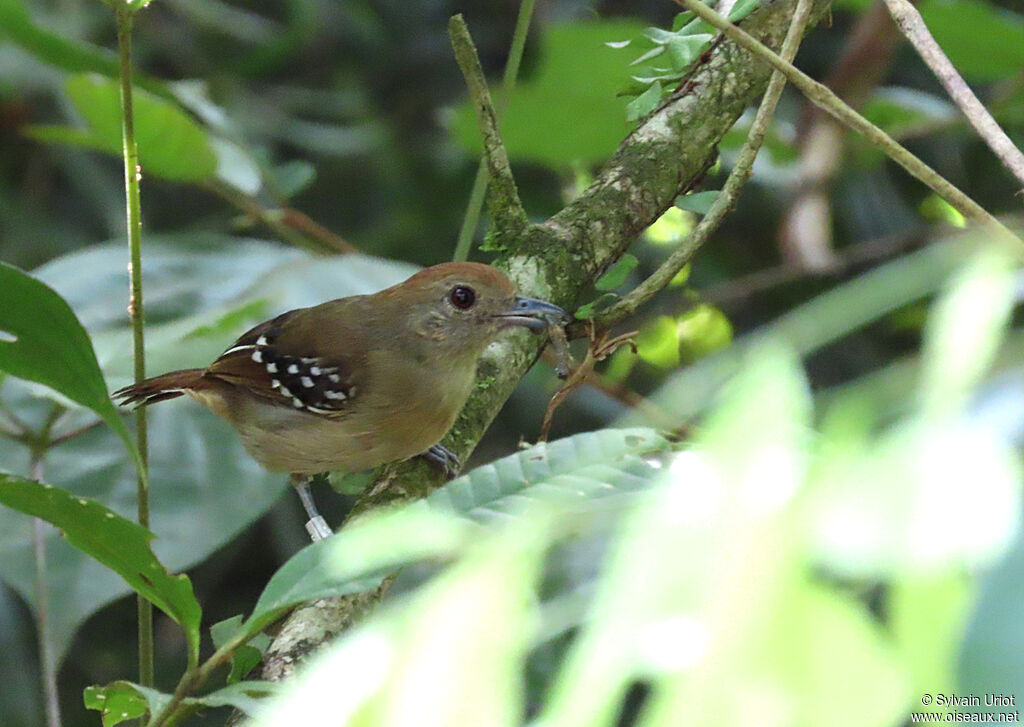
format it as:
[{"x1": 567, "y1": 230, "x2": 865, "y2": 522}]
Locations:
[
  {"x1": 453, "y1": 0, "x2": 536, "y2": 261},
  {"x1": 29, "y1": 411, "x2": 62, "y2": 727},
  {"x1": 115, "y1": 3, "x2": 154, "y2": 690},
  {"x1": 673, "y1": 0, "x2": 1021, "y2": 249}
]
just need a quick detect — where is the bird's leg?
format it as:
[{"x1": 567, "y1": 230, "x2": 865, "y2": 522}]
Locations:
[
  {"x1": 422, "y1": 443, "x2": 461, "y2": 480},
  {"x1": 290, "y1": 472, "x2": 333, "y2": 542}
]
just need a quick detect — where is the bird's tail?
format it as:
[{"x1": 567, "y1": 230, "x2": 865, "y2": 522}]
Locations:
[{"x1": 112, "y1": 369, "x2": 205, "y2": 407}]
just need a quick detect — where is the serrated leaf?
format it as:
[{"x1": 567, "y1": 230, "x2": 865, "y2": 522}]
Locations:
[
  {"x1": 0, "y1": 476, "x2": 202, "y2": 665},
  {"x1": 626, "y1": 82, "x2": 662, "y2": 122},
  {"x1": 675, "y1": 190, "x2": 720, "y2": 215},
  {"x1": 0, "y1": 262, "x2": 136, "y2": 461},
  {"x1": 234, "y1": 429, "x2": 671, "y2": 644},
  {"x1": 595, "y1": 254, "x2": 639, "y2": 291}
]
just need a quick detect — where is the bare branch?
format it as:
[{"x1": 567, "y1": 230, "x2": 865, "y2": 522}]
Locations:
[
  {"x1": 883, "y1": 0, "x2": 1024, "y2": 191},
  {"x1": 675, "y1": 0, "x2": 1021, "y2": 247}
]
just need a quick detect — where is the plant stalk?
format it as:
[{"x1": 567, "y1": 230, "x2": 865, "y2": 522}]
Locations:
[
  {"x1": 452, "y1": 0, "x2": 536, "y2": 261},
  {"x1": 115, "y1": 4, "x2": 154, "y2": 690}
]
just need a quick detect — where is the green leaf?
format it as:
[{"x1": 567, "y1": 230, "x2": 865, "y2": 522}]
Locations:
[
  {"x1": 677, "y1": 303, "x2": 733, "y2": 362},
  {"x1": 635, "y1": 316, "x2": 680, "y2": 368},
  {"x1": 890, "y1": 575, "x2": 973, "y2": 704},
  {"x1": 918, "y1": 249, "x2": 1016, "y2": 419},
  {"x1": 84, "y1": 682, "x2": 150, "y2": 727},
  {"x1": 449, "y1": 20, "x2": 646, "y2": 165},
  {"x1": 574, "y1": 293, "x2": 619, "y2": 320},
  {"x1": 665, "y1": 33, "x2": 712, "y2": 70},
  {"x1": 645, "y1": 206, "x2": 694, "y2": 245},
  {"x1": 85, "y1": 679, "x2": 279, "y2": 725},
  {"x1": 727, "y1": 0, "x2": 760, "y2": 22},
  {"x1": 0, "y1": 262, "x2": 135, "y2": 459},
  {"x1": 0, "y1": 0, "x2": 164, "y2": 95},
  {"x1": 211, "y1": 615, "x2": 272, "y2": 684},
  {"x1": 917, "y1": 0, "x2": 1024, "y2": 81},
  {"x1": 0, "y1": 475, "x2": 202, "y2": 665},
  {"x1": 675, "y1": 190, "x2": 720, "y2": 215},
  {"x1": 594, "y1": 254, "x2": 639, "y2": 291},
  {"x1": 236, "y1": 429, "x2": 670, "y2": 643},
  {"x1": 38, "y1": 74, "x2": 218, "y2": 183},
  {"x1": 625, "y1": 82, "x2": 662, "y2": 122}
]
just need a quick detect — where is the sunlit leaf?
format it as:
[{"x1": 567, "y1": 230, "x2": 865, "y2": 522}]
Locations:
[
  {"x1": 645, "y1": 206, "x2": 694, "y2": 245},
  {"x1": 236, "y1": 429, "x2": 670, "y2": 643},
  {"x1": 636, "y1": 316, "x2": 680, "y2": 368},
  {"x1": 677, "y1": 303, "x2": 733, "y2": 362},
  {"x1": 919, "y1": 249, "x2": 1016, "y2": 419}
]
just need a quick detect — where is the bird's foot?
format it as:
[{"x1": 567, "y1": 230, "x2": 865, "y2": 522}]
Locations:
[
  {"x1": 292, "y1": 472, "x2": 334, "y2": 542},
  {"x1": 305, "y1": 515, "x2": 333, "y2": 542},
  {"x1": 422, "y1": 444, "x2": 461, "y2": 479}
]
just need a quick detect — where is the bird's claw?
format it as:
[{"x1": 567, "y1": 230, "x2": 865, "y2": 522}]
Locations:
[{"x1": 423, "y1": 444, "x2": 461, "y2": 479}]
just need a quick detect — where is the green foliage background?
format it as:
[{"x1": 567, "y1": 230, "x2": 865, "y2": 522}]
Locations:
[{"x1": 1, "y1": 0, "x2": 1024, "y2": 724}]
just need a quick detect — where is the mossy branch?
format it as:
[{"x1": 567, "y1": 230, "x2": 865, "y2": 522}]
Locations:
[
  {"x1": 258, "y1": 0, "x2": 847, "y2": 681},
  {"x1": 448, "y1": 14, "x2": 529, "y2": 249}
]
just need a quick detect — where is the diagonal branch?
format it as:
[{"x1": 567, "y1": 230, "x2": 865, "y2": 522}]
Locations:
[
  {"x1": 258, "y1": 0, "x2": 845, "y2": 682},
  {"x1": 882, "y1": 0, "x2": 1024, "y2": 192}
]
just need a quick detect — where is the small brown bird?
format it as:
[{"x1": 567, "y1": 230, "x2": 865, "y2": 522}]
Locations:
[{"x1": 114, "y1": 262, "x2": 566, "y2": 540}]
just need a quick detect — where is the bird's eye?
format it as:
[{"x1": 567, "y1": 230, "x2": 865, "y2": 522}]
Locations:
[{"x1": 449, "y1": 285, "x2": 477, "y2": 310}]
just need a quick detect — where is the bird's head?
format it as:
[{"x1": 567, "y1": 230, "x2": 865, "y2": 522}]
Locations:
[{"x1": 377, "y1": 262, "x2": 567, "y2": 355}]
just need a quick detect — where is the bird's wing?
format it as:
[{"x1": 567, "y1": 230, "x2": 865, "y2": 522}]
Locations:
[{"x1": 205, "y1": 308, "x2": 360, "y2": 417}]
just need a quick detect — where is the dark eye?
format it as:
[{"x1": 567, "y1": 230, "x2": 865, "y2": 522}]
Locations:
[{"x1": 449, "y1": 285, "x2": 476, "y2": 310}]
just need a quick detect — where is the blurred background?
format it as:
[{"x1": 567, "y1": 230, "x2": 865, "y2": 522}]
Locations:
[{"x1": 1, "y1": 0, "x2": 1024, "y2": 724}]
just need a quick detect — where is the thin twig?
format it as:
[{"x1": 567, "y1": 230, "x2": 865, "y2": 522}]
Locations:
[
  {"x1": 453, "y1": 0, "x2": 537, "y2": 262},
  {"x1": 448, "y1": 14, "x2": 529, "y2": 247},
  {"x1": 592, "y1": 0, "x2": 817, "y2": 329},
  {"x1": 674, "y1": 0, "x2": 1021, "y2": 248},
  {"x1": 206, "y1": 181, "x2": 355, "y2": 254},
  {"x1": 882, "y1": 0, "x2": 1024, "y2": 191},
  {"x1": 114, "y1": 3, "x2": 154, "y2": 689},
  {"x1": 28, "y1": 408, "x2": 62, "y2": 727}
]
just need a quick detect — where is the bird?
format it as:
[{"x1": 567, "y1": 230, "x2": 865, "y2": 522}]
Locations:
[{"x1": 114, "y1": 262, "x2": 567, "y2": 540}]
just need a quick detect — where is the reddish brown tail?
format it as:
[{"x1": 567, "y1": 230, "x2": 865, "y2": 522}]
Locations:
[{"x1": 113, "y1": 369, "x2": 205, "y2": 407}]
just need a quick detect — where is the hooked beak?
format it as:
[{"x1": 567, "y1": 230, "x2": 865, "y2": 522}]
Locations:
[{"x1": 494, "y1": 296, "x2": 569, "y2": 330}]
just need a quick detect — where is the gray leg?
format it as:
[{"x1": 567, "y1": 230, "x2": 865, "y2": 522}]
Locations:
[
  {"x1": 422, "y1": 444, "x2": 461, "y2": 479},
  {"x1": 291, "y1": 473, "x2": 332, "y2": 542}
]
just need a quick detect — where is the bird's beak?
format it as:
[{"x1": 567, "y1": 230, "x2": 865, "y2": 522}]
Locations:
[{"x1": 494, "y1": 296, "x2": 569, "y2": 330}]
